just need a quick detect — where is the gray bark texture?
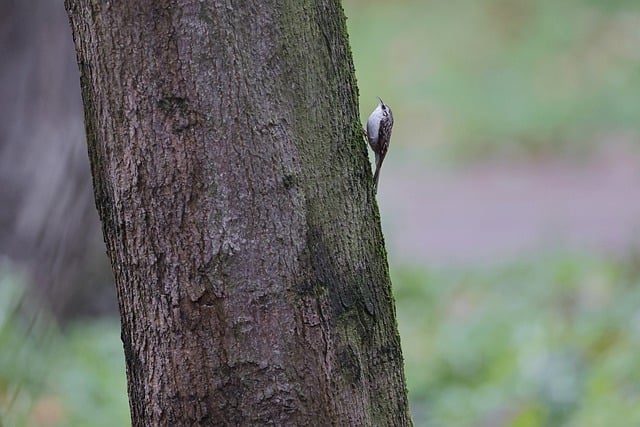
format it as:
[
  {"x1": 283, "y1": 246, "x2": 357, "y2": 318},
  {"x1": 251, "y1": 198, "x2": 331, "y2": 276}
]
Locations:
[{"x1": 65, "y1": 0, "x2": 412, "y2": 425}]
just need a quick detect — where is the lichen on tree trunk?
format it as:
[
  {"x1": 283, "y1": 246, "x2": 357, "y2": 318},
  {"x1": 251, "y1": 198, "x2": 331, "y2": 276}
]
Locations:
[{"x1": 66, "y1": 0, "x2": 412, "y2": 425}]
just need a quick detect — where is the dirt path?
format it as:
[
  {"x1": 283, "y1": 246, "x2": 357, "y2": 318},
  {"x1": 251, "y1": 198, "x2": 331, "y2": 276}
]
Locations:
[{"x1": 379, "y1": 144, "x2": 640, "y2": 266}]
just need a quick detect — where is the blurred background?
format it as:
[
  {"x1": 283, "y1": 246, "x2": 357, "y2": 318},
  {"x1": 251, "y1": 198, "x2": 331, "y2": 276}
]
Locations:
[{"x1": 2, "y1": 0, "x2": 640, "y2": 425}]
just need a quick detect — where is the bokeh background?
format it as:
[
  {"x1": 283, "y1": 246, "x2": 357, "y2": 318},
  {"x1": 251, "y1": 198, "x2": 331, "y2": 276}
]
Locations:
[{"x1": 2, "y1": 0, "x2": 640, "y2": 425}]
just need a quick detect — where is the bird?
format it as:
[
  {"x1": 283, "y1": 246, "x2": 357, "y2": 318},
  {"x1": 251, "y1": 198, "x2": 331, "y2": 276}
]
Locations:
[{"x1": 366, "y1": 97, "x2": 394, "y2": 193}]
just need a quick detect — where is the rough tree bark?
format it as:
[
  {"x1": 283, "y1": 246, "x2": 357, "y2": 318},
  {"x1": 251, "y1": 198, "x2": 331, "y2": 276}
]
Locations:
[{"x1": 66, "y1": 0, "x2": 411, "y2": 425}]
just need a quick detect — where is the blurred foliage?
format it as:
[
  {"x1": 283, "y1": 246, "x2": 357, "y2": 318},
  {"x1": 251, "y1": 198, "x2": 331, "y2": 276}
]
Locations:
[
  {"x1": 0, "y1": 273, "x2": 128, "y2": 427},
  {"x1": 344, "y1": 0, "x2": 640, "y2": 160},
  {"x1": 4, "y1": 251, "x2": 640, "y2": 426},
  {"x1": 393, "y1": 251, "x2": 640, "y2": 426}
]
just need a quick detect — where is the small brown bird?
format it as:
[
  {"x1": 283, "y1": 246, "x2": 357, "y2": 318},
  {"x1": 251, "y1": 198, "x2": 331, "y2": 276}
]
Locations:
[{"x1": 366, "y1": 97, "x2": 394, "y2": 192}]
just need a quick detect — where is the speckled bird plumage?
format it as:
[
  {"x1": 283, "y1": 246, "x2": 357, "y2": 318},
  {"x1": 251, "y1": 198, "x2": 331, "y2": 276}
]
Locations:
[{"x1": 366, "y1": 97, "x2": 394, "y2": 193}]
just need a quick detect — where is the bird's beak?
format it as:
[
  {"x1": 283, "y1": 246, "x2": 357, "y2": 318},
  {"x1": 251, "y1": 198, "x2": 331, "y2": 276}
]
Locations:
[{"x1": 377, "y1": 96, "x2": 384, "y2": 105}]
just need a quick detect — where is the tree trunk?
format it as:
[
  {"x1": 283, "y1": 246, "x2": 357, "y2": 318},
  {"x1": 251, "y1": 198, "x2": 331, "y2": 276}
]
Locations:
[{"x1": 65, "y1": 0, "x2": 411, "y2": 425}]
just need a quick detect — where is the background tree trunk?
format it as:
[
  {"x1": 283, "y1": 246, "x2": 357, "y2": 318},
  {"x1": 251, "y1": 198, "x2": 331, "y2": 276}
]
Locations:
[
  {"x1": 0, "y1": 0, "x2": 115, "y2": 320},
  {"x1": 66, "y1": 0, "x2": 411, "y2": 425}
]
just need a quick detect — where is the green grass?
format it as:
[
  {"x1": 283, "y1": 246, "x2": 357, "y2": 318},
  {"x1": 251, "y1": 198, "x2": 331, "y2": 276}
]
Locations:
[
  {"x1": 344, "y1": 0, "x2": 640, "y2": 160},
  {"x1": 3, "y1": 251, "x2": 640, "y2": 426},
  {"x1": 0, "y1": 275, "x2": 129, "y2": 427},
  {"x1": 393, "y1": 251, "x2": 640, "y2": 426}
]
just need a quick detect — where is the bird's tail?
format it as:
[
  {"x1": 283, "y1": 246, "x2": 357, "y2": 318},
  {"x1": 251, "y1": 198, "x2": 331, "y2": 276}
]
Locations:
[{"x1": 373, "y1": 154, "x2": 382, "y2": 193}]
